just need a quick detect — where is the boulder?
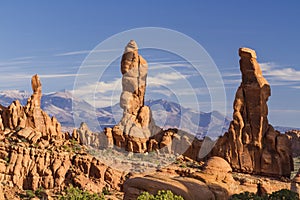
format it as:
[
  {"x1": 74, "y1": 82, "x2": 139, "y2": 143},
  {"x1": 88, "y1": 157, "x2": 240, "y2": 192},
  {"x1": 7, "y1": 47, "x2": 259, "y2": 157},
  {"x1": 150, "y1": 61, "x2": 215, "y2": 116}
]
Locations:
[{"x1": 123, "y1": 175, "x2": 216, "y2": 200}]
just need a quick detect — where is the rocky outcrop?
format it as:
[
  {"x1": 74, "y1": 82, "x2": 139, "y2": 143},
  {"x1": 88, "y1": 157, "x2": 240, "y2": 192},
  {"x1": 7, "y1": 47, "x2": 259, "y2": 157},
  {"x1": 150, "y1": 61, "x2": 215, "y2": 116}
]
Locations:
[
  {"x1": 0, "y1": 74, "x2": 63, "y2": 141},
  {"x1": 73, "y1": 122, "x2": 108, "y2": 149},
  {"x1": 212, "y1": 48, "x2": 293, "y2": 177},
  {"x1": 123, "y1": 155, "x2": 294, "y2": 200},
  {"x1": 109, "y1": 40, "x2": 161, "y2": 153},
  {"x1": 124, "y1": 174, "x2": 216, "y2": 200},
  {"x1": 0, "y1": 75, "x2": 125, "y2": 198},
  {"x1": 286, "y1": 130, "x2": 300, "y2": 157}
]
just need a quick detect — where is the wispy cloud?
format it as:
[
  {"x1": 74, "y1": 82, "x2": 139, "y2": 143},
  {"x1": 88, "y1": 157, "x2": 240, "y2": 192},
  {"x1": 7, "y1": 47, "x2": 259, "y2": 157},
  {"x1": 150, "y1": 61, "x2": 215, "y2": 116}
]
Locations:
[
  {"x1": 55, "y1": 49, "x2": 122, "y2": 57},
  {"x1": 261, "y1": 62, "x2": 300, "y2": 82},
  {"x1": 55, "y1": 50, "x2": 91, "y2": 56},
  {"x1": 10, "y1": 56, "x2": 35, "y2": 61},
  {"x1": 221, "y1": 62, "x2": 300, "y2": 88},
  {"x1": 0, "y1": 60, "x2": 31, "y2": 67},
  {"x1": 0, "y1": 73, "x2": 87, "y2": 80},
  {"x1": 291, "y1": 86, "x2": 300, "y2": 89},
  {"x1": 148, "y1": 72, "x2": 188, "y2": 87},
  {"x1": 72, "y1": 79, "x2": 121, "y2": 98},
  {"x1": 73, "y1": 71, "x2": 190, "y2": 107}
]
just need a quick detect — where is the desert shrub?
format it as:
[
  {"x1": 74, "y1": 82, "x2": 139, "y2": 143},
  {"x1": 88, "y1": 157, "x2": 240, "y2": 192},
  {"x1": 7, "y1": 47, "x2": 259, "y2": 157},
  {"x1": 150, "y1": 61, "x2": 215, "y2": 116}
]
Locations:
[
  {"x1": 268, "y1": 189, "x2": 299, "y2": 200},
  {"x1": 35, "y1": 186, "x2": 45, "y2": 198},
  {"x1": 25, "y1": 190, "x2": 36, "y2": 199},
  {"x1": 102, "y1": 186, "x2": 111, "y2": 195},
  {"x1": 59, "y1": 185, "x2": 104, "y2": 200},
  {"x1": 230, "y1": 191, "x2": 265, "y2": 200},
  {"x1": 137, "y1": 190, "x2": 184, "y2": 200},
  {"x1": 230, "y1": 189, "x2": 299, "y2": 200}
]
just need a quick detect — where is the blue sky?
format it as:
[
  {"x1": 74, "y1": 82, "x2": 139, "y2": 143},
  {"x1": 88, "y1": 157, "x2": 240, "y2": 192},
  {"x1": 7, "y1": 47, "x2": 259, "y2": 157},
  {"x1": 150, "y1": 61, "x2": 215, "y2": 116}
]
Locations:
[{"x1": 0, "y1": 1, "x2": 300, "y2": 127}]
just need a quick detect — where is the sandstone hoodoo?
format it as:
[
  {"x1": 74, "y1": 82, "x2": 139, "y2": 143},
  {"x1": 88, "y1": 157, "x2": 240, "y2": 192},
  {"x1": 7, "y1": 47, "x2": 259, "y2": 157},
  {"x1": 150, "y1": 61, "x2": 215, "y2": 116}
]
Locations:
[
  {"x1": 212, "y1": 48, "x2": 293, "y2": 177},
  {"x1": 0, "y1": 75, "x2": 125, "y2": 198},
  {"x1": 76, "y1": 41, "x2": 200, "y2": 161},
  {"x1": 0, "y1": 74, "x2": 63, "y2": 140},
  {"x1": 105, "y1": 40, "x2": 161, "y2": 153}
]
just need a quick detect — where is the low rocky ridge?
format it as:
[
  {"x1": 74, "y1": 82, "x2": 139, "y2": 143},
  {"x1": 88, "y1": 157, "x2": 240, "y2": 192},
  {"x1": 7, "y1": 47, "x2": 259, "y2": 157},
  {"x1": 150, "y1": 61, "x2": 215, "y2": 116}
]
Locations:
[
  {"x1": 0, "y1": 75, "x2": 126, "y2": 199},
  {"x1": 123, "y1": 156, "x2": 295, "y2": 200}
]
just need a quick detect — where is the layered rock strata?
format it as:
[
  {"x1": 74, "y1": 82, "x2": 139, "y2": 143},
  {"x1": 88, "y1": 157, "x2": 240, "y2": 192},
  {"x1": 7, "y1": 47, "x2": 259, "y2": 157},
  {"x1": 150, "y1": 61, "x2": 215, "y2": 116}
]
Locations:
[
  {"x1": 212, "y1": 48, "x2": 293, "y2": 177},
  {"x1": 111, "y1": 40, "x2": 161, "y2": 153},
  {"x1": 0, "y1": 75, "x2": 125, "y2": 197}
]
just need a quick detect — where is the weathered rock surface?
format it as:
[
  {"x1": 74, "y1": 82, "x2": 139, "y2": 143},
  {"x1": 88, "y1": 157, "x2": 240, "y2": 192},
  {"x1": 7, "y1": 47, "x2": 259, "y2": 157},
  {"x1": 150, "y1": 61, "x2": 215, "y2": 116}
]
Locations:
[
  {"x1": 74, "y1": 40, "x2": 199, "y2": 158},
  {"x1": 212, "y1": 48, "x2": 293, "y2": 177},
  {"x1": 0, "y1": 75, "x2": 125, "y2": 199},
  {"x1": 124, "y1": 174, "x2": 216, "y2": 200},
  {"x1": 111, "y1": 40, "x2": 161, "y2": 153},
  {"x1": 286, "y1": 130, "x2": 300, "y2": 157},
  {"x1": 123, "y1": 156, "x2": 294, "y2": 200},
  {"x1": 0, "y1": 74, "x2": 63, "y2": 140}
]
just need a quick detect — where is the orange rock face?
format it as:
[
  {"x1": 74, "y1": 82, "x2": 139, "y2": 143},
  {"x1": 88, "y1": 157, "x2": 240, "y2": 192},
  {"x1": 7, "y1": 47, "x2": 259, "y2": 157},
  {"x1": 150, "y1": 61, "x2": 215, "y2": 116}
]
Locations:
[
  {"x1": 109, "y1": 40, "x2": 161, "y2": 153},
  {"x1": 1, "y1": 74, "x2": 63, "y2": 140},
  {"x1": 212, "y1": 48, "x2": 293, "y2": 177},
  {"x1": 0, "y1": 75, "x2": 125, "y2": 197}
]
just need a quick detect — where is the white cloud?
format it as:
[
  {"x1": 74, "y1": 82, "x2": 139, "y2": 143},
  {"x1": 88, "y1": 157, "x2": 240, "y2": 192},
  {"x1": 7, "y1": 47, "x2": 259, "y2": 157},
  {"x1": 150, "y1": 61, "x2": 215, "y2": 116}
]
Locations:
[
  {"x1": 222, "y1": 62, "x2": 300, "y2": 88},
  {"x1": 73, "y1": 72, "x2": 190, "y2": 107},
  {"x1": 149, "y1": 60, "x2": 208, "y2": 72},
  {"x1": 96, "y1": 79, "x2": 122, "y2": 93},
  {"x1": 0, "y1": 61, "x2": 30, "y2": 67},
  {"x1": 55, "y1": 50, "x2": 91, "y2": 56},
  {"x1": 55, "y1": 48, "x2": 122, "y2": 57},
  {"x1": 10, "y1": 56, "x2": 35, "y2": 61},
  {"x1": 148, "y1": 72, "x2": 188, "y2": 87},
  {"x1": 291, "y1": 86, "x2": 300, "y2": 89},
  {"x1": 14, "y1": 73, "x2": 87, "y2": 79},
  {"x1": 260, "y1": 62, "x2": 300, "y2": 82},
  {"x1": 72, "y1": 78, "x2": 122, "y2": 105}
]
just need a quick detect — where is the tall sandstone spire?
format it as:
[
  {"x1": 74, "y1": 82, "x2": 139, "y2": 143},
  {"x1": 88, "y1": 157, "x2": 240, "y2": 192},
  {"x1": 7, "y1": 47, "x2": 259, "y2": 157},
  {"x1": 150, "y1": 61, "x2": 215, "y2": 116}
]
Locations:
[
  {"x1": 108, "y1": 40, "x2": 161, "y2": 153},
  {"x1": 213, "y1": 47, "x2": 293, "y2": 177}
]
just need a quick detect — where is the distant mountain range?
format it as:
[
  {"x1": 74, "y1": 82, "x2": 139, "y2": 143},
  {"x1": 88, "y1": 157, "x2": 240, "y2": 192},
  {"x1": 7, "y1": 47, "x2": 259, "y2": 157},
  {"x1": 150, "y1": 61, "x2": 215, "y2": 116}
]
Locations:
[{"x1": 0, "y1": 90, "x2": 297, "y2": 136}]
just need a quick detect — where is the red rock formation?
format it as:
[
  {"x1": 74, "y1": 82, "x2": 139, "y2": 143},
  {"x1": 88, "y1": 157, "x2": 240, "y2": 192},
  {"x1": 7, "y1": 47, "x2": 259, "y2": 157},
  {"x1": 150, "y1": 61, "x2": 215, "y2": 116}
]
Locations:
[
  {"x1": 111, "y1": 40, "x2": 161, "y2": 153},
  {"x1": 212, "y1": 48, "x2": 293, "y2": 177},
  {"x1": 0, "y1": 75, "x2": 125, "y2": 198},
  {"x1": 0, "y1": 74, "x2": 63, "y2": 140}
]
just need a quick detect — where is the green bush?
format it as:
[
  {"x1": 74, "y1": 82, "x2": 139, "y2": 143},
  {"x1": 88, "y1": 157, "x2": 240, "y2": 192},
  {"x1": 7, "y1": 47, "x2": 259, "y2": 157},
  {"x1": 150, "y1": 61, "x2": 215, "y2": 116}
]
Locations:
[
  {"x1": 230, "y1": 191, "x2": 265, "y2": 200},
  {"x1": 25, "y1": 190, "x2": 36, "y2": 199},
  {"x1": 268, "y1": 189, "x2": 298, "y2": 200},
  {"x1": 35, "y1": 186, "x2": 45, "y2": 198},
  {"x1": 59, "y1": 185, "x2": 105, "y2": 200},
  {"x1": 137, "y1": 190, "x2": 184, "y2": 200},
  {"x1": 230, "y1": 189, "x2": 299, "y2": 200}
]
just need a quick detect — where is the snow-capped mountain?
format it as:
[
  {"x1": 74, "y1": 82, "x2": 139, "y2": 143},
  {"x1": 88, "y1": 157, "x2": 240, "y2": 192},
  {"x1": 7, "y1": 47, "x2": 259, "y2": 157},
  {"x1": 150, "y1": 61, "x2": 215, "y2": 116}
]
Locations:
[
  {"x1": 0, "y1": 90, "x2": 296, "y2": 136},
  {"x1": 0, "y1": 90, "x2": 231, "y2": 137},
  {"x1": 0, "y1": 90, "x2": 30, "y2": 106}
]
